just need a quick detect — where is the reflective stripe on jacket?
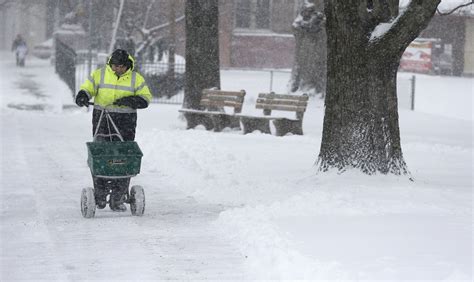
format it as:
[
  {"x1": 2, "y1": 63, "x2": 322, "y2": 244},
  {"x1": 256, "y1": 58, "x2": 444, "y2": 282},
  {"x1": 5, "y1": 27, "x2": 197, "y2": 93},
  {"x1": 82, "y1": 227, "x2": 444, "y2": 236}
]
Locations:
[{"x1": 79, "y1": 54, "x2": 152, "y2": 110}]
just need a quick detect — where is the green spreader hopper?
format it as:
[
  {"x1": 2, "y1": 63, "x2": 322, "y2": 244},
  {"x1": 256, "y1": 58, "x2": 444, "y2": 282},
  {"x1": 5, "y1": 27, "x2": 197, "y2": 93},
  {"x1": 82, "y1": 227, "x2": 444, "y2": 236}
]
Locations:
[{"x1": 86, "y1": 141, "x2": 143, "y2": 178}]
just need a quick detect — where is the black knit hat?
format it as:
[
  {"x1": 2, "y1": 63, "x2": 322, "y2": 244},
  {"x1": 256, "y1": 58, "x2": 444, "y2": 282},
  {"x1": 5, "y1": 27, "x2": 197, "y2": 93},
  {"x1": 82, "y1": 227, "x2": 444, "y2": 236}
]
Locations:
[{"x1": 109, "y1": 49, "x2": 131, "y2": 68}]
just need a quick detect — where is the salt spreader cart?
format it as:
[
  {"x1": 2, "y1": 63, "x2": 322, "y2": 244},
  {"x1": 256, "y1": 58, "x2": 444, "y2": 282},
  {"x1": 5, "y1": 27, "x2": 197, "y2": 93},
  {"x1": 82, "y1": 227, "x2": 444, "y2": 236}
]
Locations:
[{"x1": 80, "y1": 104, "x2": 145, "y2": 218}]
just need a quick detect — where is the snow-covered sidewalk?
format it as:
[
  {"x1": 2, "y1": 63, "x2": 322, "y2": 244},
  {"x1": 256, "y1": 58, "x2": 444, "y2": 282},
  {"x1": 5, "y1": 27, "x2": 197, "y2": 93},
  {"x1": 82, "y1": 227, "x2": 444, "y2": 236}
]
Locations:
[
  {"x1": 0, "y1": 55, "x2": 246, "y2": 280},
  {"x1": 0, "y1": 53, "x2": 472, "y2": 281}
]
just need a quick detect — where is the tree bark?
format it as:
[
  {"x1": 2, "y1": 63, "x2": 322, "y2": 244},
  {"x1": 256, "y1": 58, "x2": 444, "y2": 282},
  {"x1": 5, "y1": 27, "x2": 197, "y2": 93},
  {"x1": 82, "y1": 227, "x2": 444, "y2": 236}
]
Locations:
[
  {"x1": 183, "y1": 0, "x2": 220, "y2": 110},
  {"x1": 290, "y1": 1, "x2": 326, "y2": 96},
  {"x1": 317, "y1": 0, "x2": 440, "y2": 175}
]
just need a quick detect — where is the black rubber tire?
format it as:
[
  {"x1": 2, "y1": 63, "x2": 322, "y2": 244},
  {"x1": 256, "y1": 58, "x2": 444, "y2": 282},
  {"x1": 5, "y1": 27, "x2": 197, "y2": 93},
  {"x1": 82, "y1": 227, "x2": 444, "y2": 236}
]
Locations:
[
  {"x1": 130, "y1": 185, "x2": 145, "y2": 216},
  {"x1": 81, "y1": 187, "x2": 96, "y2": 218}
]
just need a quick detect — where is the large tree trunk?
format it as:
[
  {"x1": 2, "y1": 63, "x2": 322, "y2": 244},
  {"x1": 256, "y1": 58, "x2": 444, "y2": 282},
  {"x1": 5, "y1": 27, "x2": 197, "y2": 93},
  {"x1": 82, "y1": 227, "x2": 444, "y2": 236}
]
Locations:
[
  {"x1": 290, "y1": 0, "x2": 326, "y2": 96},
  {"x1": 183, "y1": 0, "x2": 220, "y2": 110},
  {"x1": 317, "y1": 0, "x2": 440, "y2": 175}
]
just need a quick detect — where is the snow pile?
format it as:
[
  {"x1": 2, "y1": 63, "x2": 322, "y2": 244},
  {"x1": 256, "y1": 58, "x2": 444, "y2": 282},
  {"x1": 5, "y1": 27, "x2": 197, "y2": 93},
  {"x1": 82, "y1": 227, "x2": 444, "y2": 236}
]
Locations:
[{"x1": 212, "y1": 168, "x2": 471, "y2": 279}]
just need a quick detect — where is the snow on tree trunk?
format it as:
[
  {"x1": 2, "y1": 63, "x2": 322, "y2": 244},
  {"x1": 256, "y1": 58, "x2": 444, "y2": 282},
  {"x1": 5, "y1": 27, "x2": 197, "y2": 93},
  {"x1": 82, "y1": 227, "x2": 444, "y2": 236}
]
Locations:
[
  {"x1": 183, "y1": 0, "x2": 220, "y2": 110},
  {"x1": 290, "y1": 0, "x2": 326, "y2": 96},
  {"x1": 317, "y1": 0, "x2": 441, "y2": 175}
]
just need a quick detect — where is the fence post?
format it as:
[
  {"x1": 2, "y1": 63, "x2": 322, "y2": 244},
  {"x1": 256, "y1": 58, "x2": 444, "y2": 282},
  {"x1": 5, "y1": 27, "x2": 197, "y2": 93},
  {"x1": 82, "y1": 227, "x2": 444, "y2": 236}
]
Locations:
[
  {"x1": 410, "y1": 75, "x2": 416, "y2": 111},
  {"x1": 269, "y1": 70, "x2": 274, "y2": 92}
]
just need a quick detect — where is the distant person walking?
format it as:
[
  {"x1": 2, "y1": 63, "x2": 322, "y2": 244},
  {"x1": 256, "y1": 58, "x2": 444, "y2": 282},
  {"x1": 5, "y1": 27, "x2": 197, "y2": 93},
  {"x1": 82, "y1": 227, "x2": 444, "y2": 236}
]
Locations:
[{"x1": 11, "y1": 34, "x2": 28, "y2": 67}]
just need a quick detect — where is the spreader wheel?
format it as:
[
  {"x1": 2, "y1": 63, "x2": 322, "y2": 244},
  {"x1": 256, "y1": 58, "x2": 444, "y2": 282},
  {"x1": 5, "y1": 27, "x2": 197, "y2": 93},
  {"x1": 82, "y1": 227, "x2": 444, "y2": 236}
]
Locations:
[
  {"x1": 130, "y1": 185, "x2": 145, "y2": 216},
  {"x1": 81, "y1": 187, "x2": 96, "y2": 218}
]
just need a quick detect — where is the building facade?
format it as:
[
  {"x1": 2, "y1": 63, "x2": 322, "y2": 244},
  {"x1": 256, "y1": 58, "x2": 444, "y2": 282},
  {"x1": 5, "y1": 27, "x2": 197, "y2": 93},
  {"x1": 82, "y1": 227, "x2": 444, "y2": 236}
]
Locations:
[
  {"x1": 162, "y1": 0, "x2": 303, "y2": 69},
  {"x1": 218, "y1": 0, "x2": 304, "y2": 69}
]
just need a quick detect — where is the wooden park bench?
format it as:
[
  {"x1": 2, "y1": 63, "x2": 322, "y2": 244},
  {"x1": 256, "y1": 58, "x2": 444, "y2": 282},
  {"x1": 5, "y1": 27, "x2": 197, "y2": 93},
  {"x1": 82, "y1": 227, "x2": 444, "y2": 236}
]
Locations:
[
  {"x1": 178, "y1": 89, "x2": 246, "y2": 132},
  {"x1": 238, "y1": 92, "x2": 309, "y2": 136}
]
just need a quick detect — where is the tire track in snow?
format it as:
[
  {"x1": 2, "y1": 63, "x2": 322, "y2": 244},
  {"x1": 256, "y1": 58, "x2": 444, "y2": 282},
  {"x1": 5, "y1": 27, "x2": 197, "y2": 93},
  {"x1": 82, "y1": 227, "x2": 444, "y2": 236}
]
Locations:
[{"x1": 1, "y1": 113, "x2": 70, "y2": 281}]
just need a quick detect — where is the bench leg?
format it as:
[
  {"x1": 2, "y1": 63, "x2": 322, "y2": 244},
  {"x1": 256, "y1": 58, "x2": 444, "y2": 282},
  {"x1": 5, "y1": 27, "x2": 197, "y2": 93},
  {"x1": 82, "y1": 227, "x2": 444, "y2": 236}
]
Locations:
[
  {"x1": 228, "y1": 116, "x2": 241, "y2": 130},
  {"x1": 211, "y1": 115, "x2": 225, "y2": 132},
  {"x1": 183, "y1": 113, "x2": 214, "y2": 130},
  {"x1": 273, "y1": 119, "x2": 303, "y2": 136},
  {"x1": 211, "y1": 115, "x2": 241, "y2": 132},
  {"x1": 240, "y1": 117, "x2": 271, "y2": 134}
]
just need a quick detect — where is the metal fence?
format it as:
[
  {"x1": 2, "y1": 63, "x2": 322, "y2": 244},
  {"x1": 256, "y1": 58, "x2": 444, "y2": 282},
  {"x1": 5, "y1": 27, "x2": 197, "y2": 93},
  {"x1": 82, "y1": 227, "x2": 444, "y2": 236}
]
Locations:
[
  {"x1": 54, "y1": 45, "x2": 416, "y2": 110},
  {"x1": 55, "y1": 42, "x2": 185, "y2": 105},
  {"x1": 140, "y1": 62, "x2": 185, "y2": 104},
  {"x1": 55, "y1": 39, "x2": 76, "y2": 96}
]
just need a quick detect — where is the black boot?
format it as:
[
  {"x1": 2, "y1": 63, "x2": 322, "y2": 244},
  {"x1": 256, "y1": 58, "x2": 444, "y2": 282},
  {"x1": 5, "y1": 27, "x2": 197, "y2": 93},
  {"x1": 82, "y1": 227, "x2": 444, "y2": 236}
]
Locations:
[
  {"x1": 110, "y1": 202, "x2": 127, "y2": 212},
  {"x1": 96, "y1": 194, "x2": 107, "y2": 209},
  {"x1": 109, "y1": 178, "x2": 130, "y2": 212},
  {"x1": 93, "y1": 177, "x2": 109, "y2": 209}
]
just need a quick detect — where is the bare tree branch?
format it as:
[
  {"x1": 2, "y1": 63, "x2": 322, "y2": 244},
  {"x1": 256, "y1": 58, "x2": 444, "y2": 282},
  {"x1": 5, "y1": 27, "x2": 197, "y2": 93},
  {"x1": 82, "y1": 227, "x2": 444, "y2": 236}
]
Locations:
[
  {"x1": 371, "y1": 0, "x2": 440, "y2": 54},
  {"x1": 142, "y1": 0, "x2": 156, "y2": 29},
  {"x1": 436, "y1": 1, "x2": 473, "y2": 15},
  {"x1": 141, "y1": 15, "x2": 185, "y2": 35}
]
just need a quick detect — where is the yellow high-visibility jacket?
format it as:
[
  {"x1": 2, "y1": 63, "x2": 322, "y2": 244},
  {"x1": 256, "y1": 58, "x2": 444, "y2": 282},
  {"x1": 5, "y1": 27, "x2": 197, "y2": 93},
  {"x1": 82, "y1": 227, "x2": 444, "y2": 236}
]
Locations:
[{"x1": 80, "y1": 54, "x2": 152, "y2": 112}]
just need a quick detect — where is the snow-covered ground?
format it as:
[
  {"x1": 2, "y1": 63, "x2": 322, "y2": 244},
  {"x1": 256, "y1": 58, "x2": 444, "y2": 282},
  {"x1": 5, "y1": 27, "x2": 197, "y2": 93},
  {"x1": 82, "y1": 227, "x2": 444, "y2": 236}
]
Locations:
[{"x1": 0, "y1": 53, "x2": 472, "y2": 281}]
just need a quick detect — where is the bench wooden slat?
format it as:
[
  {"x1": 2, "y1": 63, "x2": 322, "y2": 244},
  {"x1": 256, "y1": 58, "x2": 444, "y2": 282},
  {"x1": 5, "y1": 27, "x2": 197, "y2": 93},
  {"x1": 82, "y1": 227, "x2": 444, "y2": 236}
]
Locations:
[
  {"x1": 255, "y1": 92, "x2": 308, "y2": 113},
  {"x1": 201, "y1": 100, "x2": 244, "y2": 108},
  {"x1": 178, "y1": 109, "x2": 224, "y2": 115},
  {"x1": 256, "y1": 104, "x2": 307, "y2": 112},
  {"x1": 203, "y1": 89, "x2": 246, "y2": 97},
  {"x1": 256, "y1": 99, "x2": 307, "y2": 107},
  {"x1": 201, "y1": 95, "x2": 244, "y2": 103},
  {"x1": 236, "y1": 114, "x2": 299, "y2": 121},
  {"x1": 258, "y1": 93, "x2": 309, "y2": 101},
  {"x1": 180, "y1": 88, "x2": 246, "y2": 132}
]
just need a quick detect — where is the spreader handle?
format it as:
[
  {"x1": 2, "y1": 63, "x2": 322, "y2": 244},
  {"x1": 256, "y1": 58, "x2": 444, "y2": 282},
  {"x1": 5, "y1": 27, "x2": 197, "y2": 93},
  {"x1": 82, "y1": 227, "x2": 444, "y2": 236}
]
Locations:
[{"x1": 92, "y1": 107, "x2": 125, "y2": 142}]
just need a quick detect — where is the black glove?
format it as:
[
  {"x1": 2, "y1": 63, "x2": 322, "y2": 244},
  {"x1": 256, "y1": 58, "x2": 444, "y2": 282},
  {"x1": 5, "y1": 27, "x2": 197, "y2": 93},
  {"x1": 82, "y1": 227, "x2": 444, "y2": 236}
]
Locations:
[
  {"x1": 75, "y1": 90, "x2": 90, "y2": 107},
  {"x1": 113, "y1": 96, "x2": 148, "y2": 109}
]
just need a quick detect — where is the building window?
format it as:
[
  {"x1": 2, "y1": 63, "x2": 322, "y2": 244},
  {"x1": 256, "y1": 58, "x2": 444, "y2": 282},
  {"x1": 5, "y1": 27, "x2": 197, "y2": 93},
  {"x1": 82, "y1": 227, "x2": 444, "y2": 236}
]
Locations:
[
  {"x1": 235, "y1": 0, "x2": 271, "y2": 30},
  {"x1": 255, "y1": 0, "x2": 270, "y2": 29},
  {"x1": 235, "y1": 0, "x2": 251, "y2": 28}
]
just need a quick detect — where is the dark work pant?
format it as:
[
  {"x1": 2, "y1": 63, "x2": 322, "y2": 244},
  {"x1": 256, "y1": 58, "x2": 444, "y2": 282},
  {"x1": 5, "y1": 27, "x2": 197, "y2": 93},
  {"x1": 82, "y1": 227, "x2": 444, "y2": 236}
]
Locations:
[{"x1": 91, "y1": 109, "x2": 137, "y2": 204}]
